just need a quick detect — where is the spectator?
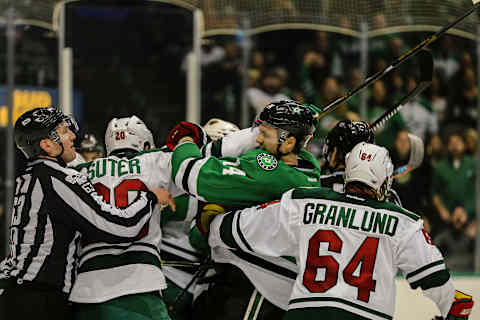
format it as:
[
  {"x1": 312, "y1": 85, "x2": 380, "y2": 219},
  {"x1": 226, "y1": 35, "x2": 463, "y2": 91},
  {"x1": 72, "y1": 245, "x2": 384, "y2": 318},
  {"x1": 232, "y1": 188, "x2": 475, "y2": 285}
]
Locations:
[
  {"x1": 432, "y1": 133, "x2": 476, "y2": 227},
  {"x1": 369, "y1": 13, "x2": 391, "y2": 60},
  {"x1": 428, "y1": 73, "x2": 448, "y2": 124},
  {"x1": 200, "y1": 38, "x2": 225, "y2": 67},
  {"x1": 426, "y1": 134, "x2": 446, "y2": 167},
  {"x1": 434, "y1": 206, "x2": 475, "y2": 272},
  {"x1": 434, "y1": 36, "x2": 460, "y2": 81},
  {"x1": 314, "y1": 77, "x2": 360, "y2": 139},
  {"x1": 274, "y1": 66, "x2": 293, "y2": 96},
  {"x1": 400, "y1": 75, "x2": 438, "y2": 141},
  {"x1": 464, "y1": 128, "x2": 477, "y2": 156},
  {"x1": 391, "y1": 130, "x2": 432, "y2": 215},
  {"x1": 345, "y1": 68, "x2": 366, "y2": 112},
  {"x1": 248, "y1": 49, "x2": 265, "y2": 87},
  {"x1": 448, "y1": 66, "x2": 478, "y2": 128},
  {"x1": 246, "y1": 69, "x2": 290, "y2": 114},
  {"x1": 300, "y1": 31, "x2": 340, "y2": 102},
  {"x1": 367, "y1": 80, "x2": 407, "y2": 151},
  {"x1": 390, "y1": 73, "x2": 405, "y2": 103},
  {"x1": 202, "y1": 40, "x2": 242, "y2": 121}
]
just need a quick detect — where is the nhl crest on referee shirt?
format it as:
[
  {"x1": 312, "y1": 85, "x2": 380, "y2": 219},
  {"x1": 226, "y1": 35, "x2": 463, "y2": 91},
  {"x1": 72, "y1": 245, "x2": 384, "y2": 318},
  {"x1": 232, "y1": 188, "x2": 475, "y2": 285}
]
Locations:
[{"x1": 256, "y1": 153, "x2": 278, "y2": 171}]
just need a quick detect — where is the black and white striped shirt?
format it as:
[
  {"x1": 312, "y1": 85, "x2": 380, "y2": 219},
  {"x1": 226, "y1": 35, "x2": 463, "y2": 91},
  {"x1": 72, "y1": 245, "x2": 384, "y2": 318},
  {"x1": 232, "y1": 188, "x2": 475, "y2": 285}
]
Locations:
[{"x1": 0, "y1": 158, "x2": 156, "y2": 295}]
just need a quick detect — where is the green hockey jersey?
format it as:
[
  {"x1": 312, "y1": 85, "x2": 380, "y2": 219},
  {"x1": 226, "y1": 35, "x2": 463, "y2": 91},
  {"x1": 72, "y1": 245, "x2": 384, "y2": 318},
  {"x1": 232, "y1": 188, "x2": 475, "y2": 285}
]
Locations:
[{"x1": 171, "y1": 142, "x2": 322, "y2": 208}]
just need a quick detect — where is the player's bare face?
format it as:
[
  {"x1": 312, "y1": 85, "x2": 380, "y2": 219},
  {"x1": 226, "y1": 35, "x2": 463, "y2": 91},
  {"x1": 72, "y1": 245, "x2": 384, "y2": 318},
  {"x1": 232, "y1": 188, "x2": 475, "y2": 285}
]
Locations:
[
  {"x1": 56, "y1": 122, "x2": 77, "y2": 163},
  {"x1": 256, "y1": 124, "x2": 279, "y2": 155}
]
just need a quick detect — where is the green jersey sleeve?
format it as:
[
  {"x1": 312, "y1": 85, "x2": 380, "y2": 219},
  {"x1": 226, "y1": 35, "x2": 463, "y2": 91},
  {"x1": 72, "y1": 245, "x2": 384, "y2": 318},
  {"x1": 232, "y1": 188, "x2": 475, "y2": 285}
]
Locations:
[{"x1": 172, "y1": 142, "x2": 321, "y2": 208}]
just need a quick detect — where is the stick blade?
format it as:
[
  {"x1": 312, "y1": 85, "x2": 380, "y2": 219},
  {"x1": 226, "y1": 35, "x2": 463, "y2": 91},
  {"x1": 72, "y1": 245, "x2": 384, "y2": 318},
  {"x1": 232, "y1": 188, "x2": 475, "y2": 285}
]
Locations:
[{"x1": 407, "y1": 133, "x2": 424, "y2": 169}]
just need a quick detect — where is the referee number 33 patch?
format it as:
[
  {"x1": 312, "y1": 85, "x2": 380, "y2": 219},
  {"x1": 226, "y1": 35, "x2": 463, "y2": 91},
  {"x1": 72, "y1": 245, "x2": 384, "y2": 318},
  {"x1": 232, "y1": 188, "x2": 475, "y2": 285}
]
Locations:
[{"x1": 257, "y1": 153, "x2": 278, "y2": 171}]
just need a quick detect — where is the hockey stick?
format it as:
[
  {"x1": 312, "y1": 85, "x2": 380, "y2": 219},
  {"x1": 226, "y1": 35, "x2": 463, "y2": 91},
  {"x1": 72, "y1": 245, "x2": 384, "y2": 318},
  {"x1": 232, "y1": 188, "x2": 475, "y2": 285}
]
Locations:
[
  {"x1": 370, "y1": 49, "x2": 434, "y2": 132},
  {"x1": 161, "y1": 260, "x2": 201, "y2": 267},
  {"x1": 392, "y1": 133, "x2": 425, "y2": 178},
  {"x1": 369, "y1": 50, "x2": 432, "y2": 178},
  {"x1": 169, "y1": 256, "x2": 212, "y2": 312},
  {"x1": 314, "y1": 0, "x2": 480, "y2": 120}
]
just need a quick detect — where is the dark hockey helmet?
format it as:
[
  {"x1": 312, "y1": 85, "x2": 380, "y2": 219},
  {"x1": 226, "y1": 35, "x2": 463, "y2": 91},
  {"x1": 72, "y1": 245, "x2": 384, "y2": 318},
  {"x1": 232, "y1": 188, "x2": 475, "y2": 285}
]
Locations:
[
  {"x1": 15, "y1": 107, "x2": 78, "y2": 159},
  {"x1": 78, "y1": 133, "x2": 104, "y2": 154},
  {"x1": 323, "y1": 120, "x2": 374, "y2": 160},
  {"x1": 254, "y1": 100, "x2": 316, "y2": 148}
]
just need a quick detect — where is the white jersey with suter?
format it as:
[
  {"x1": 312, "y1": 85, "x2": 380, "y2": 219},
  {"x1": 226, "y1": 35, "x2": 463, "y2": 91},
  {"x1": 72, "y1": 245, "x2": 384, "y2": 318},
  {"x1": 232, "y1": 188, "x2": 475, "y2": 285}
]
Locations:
[
  {"x1": 209, "y1": 187, "x2": 455, "y2": 319},
  {"x1": 70, "y1": 149, "x2": 175, "y2": 303}
]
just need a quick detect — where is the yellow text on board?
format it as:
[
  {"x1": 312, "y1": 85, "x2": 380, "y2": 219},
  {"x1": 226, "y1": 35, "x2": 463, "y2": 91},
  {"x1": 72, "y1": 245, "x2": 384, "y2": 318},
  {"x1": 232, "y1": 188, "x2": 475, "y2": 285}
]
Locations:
[{"x1": 0, "y1": 89, "x2": 52, "y2": 126}]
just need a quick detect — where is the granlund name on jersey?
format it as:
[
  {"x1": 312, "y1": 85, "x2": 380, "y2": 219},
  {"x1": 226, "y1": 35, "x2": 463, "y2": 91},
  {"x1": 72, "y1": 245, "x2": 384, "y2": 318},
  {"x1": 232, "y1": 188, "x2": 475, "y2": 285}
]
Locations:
[{"x1": 209, "y1": 187, "x2": 453, "y2": 320}]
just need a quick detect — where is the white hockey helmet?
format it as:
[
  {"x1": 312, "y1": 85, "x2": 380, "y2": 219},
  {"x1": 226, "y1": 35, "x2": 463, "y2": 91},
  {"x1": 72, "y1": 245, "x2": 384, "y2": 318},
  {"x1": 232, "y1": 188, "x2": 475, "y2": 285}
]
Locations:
[
  {"x1": 105, "y1": 115, "x2": 155, "y2": 155},
  {"x1": 344, "y1": 142, "x2": 393, "y2": 201},
  {"x1": 203, "y1": 118, "x2": 240, "y2": 141}
]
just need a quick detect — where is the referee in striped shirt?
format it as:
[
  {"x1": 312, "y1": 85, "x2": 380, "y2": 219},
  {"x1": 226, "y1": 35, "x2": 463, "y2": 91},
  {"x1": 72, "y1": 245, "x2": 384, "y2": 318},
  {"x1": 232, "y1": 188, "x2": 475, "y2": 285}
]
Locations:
[{"x1": 0, "y1": 107, "x2": 175, "y2": 320}]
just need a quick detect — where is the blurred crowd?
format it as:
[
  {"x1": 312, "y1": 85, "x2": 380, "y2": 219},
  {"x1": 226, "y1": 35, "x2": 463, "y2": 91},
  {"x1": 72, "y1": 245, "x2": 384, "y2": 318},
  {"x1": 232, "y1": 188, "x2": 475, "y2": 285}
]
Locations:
[{"x1": 0, "y1": 13, "x2": 478, "y2": 271}]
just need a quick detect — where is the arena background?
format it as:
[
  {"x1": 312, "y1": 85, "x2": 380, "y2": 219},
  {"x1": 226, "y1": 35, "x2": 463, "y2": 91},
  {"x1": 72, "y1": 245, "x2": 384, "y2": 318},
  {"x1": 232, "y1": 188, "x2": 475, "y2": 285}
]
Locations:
[{"x1": 0, "y1": 1, "x2": 479, "y2": 318}]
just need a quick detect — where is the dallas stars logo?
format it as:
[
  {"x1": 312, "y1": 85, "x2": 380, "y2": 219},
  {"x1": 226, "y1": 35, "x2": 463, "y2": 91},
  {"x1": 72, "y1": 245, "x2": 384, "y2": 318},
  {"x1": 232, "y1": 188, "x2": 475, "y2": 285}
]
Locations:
[{"x1": 256, "y1": 153, "x2": 278, "y2": 171}]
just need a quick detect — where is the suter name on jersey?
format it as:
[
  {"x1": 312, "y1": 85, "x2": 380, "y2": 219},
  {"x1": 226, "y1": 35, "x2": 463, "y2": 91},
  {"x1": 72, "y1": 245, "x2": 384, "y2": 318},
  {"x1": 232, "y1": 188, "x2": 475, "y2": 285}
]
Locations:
[{"x1": 85, "y1": 157, "x2": 141, "y2": 179}]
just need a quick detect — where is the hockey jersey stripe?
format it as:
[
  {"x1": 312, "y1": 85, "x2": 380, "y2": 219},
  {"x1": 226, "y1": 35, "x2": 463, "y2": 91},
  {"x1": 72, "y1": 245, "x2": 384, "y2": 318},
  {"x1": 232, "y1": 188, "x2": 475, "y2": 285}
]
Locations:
[
  {"x1": 201, "y1": 139, "x2": 222, "y2": 157},
  {"x1": 79, "y1": 242, "x2": 160, "y2": 262},
  {"x1": 406, "y1": 259, "x2": 444, "y2": 279},
  {"x1": 10, "y1": 175, "x2": 33, "y2": 275},
  {"x1": 289, "y1": 297, "x2": 392, "y2": 320},
  {"x1": 219, "y1": 211, "x2": 241, "y2": 250},
  {"x1": 14, "y1": 180, "x2": 45, "y2": 280},
  {"x1": 236, "y1": 212, "x2": 253, "y2": 252},
  {"x1": 162, "y1": 239, "x2": 203, "y2": 260},
  {"x1": 182, "y1": 158, "x2": 202, "y2": 194},
  {"x1": 64, "y1": 231, "x2": 81, "y2": 293},
  {"x1": 410, "y1": 269, "x2": 450, "y2": 290},
  {"x1": 22, "y1": 215, "x2": 52, "y2": 282},
  {"x1": 52, "y1": 177, "x2": 151, "y2": 235},
  {"x1": 210, "y1": 140, "x2": 223, "y2": 157},
  {"x1": 230, "y1": 250, "x2": 297, "y2": 280},
  {"x1": 78, "y1": 251, "x2": 161, "y2": 273}
]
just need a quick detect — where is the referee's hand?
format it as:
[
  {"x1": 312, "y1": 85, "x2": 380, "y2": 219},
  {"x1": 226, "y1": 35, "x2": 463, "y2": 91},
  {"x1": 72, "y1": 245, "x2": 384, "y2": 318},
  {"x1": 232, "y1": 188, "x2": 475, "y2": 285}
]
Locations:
[{"x1": 151, "y1": 188, "x2": 176, "y2": 212}]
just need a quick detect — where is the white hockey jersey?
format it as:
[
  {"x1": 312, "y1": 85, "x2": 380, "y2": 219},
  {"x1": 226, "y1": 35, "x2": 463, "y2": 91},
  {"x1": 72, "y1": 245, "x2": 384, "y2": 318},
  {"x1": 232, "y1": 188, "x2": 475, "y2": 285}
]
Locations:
[
  {"x1": 209, "y1": 187, "x2": 455, "y2": 319},
  {"x1": 69, "y1": 148, "x2": 174, "y2": 303}
]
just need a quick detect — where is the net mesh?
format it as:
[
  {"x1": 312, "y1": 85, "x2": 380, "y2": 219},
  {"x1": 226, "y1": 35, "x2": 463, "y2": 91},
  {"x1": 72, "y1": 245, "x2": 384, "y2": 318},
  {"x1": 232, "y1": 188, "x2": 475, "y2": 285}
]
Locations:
[
  {"x1": 198, "y1": 0, "x2": 479, "y2": 39},
  {"x1": 0, "y1": 0, "x2": 478, "y2": 39}
]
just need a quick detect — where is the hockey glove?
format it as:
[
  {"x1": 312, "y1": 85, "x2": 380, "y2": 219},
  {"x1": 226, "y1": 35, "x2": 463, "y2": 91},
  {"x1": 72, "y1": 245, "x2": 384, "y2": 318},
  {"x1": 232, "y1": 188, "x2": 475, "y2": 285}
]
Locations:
[
  {"x1": 166, "y1": 121, "x2": 208, "y2": 151},
  {"x1": 196, "y1": 203, "x2": 225, "y2": 235},
  {"x1": 445, "y1": 290, "x2": 474, "y2": 320}
]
